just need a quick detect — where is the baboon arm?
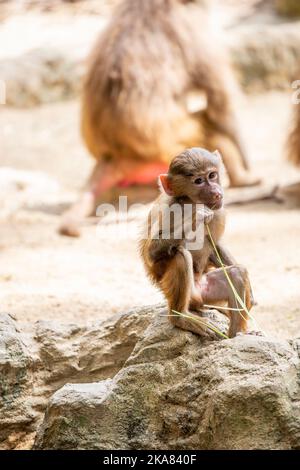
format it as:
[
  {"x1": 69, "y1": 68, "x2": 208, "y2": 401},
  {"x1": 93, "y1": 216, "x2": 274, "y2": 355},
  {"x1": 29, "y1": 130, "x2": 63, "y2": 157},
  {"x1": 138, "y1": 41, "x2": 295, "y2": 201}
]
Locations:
[{"x1": 209, "y1": 243, "x2": 237, "y2": 267}]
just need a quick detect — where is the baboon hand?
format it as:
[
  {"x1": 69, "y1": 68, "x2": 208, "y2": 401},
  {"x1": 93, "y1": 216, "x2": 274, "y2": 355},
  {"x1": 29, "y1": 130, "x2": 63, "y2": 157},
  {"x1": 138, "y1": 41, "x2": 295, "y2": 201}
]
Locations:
[{"x1": 196, "y1": 206, "x2": 214, "y2": 225}]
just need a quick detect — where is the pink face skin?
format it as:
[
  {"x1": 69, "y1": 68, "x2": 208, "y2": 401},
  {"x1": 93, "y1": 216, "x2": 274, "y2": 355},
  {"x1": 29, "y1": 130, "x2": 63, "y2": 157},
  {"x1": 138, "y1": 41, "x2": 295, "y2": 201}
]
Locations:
[
  {"x1": 159, "y1": 167, "x2": 223, "y2": 210},
  {"x1": 192, "y1": 168, "x2": 223, "y2": 209}
]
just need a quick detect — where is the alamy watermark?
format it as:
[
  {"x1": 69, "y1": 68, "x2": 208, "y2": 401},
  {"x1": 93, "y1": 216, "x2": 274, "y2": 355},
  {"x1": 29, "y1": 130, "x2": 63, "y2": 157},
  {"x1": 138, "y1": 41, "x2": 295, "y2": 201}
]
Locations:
[
  {"x1": 291, "y1": 80, "x2": 300, "y2": 105},
  {"x1": 0, "y1": 80, "x2": 6, "y2": 105},
  {"x1": 95, "y1": 196, "x2": 210, "y2": 250}
]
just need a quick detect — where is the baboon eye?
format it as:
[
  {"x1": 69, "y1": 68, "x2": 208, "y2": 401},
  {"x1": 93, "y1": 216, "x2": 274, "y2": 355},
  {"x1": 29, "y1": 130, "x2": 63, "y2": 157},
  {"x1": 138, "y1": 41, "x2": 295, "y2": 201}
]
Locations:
[
  {"x1": 208, "y1": 171, "x2": 218, "y2": 180},
  {"x1": 194, "y1": 177, "x2": 204, "y2": 185}
]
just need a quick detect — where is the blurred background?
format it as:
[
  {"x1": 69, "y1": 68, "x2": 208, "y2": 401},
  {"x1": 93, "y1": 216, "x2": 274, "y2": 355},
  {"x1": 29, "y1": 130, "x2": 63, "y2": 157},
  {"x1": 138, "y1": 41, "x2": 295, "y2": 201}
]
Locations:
[{"x1": 0, "y1": 0, "x2": 300, "y2": 338}]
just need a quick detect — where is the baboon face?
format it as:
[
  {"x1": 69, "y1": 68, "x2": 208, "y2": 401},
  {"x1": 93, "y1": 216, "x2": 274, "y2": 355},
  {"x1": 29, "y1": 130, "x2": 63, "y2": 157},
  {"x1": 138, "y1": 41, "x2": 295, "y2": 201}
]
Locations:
[
  {"x1": 179, "y1": 0, "x2": 209, "y2": 6},
  {"x1": 179, "y1": 0, "x2": 202, "y2": 3},
  {"x1": 160, "y1": 148, "x2": 224, "y2": 209},
  {"x1": 183, "y1": 167, "x2": 223, "y2": 209}
]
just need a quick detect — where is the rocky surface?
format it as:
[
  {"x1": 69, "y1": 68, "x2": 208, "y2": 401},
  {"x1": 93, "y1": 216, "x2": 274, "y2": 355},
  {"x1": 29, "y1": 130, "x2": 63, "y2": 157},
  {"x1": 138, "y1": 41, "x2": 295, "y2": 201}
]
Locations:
[
  {"x1": 229, "y1": 22, "x2": 300, "y2": 92},
  {"x1": 1, "y1": 303, "x2": 300, "y2": 450},
  {"x1": 0, "y1": 306, "x2": 155, "y2": 449},
  {"x1": 0, "y1": 49, "x2": 84, "y2": 107},
  {"x1": 0, "y1": 167, "x2": 67, "y2": 219},
  {"x1": 34, "y1": 310, "x2": 300, "y2": 450}
]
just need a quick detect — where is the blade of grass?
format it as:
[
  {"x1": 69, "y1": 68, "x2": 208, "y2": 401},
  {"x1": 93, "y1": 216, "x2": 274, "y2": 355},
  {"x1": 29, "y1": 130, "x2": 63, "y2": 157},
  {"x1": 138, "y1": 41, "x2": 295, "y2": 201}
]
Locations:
[
  {"x1": 206, "y1": 223, "x2": 265, "y2": 335},
  {"x1": 203, "y1": 304, "x2": 245, "y2": 312},
  {"x1": 171, "y1": 309, "x2": 229, "y2": 339}
]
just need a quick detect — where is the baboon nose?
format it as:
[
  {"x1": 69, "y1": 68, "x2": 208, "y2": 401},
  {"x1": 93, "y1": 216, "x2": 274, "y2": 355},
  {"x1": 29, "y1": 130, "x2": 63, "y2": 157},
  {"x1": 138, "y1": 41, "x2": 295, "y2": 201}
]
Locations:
[{"x1": 213, "y1": 191, "x2": 222, "y2": 201}]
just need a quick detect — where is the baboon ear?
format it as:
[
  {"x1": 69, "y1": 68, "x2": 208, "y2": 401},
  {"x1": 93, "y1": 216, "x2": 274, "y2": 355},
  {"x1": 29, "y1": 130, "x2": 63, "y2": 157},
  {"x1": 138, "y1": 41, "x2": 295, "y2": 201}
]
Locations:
[
  {"x1": 213, "y1": 150, "x2": 226, "y2": 177},
  {"x1": 159, "y1": 174, "x2": 173, "y2": 196},
  {"x1": 213, "y1": 149, "x2": 223, "y2": 161}
]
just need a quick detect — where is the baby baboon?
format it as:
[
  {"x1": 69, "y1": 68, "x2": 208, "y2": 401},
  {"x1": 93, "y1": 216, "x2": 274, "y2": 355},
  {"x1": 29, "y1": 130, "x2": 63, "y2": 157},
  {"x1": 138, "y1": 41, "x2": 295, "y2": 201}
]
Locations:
[
  {"x1": 140, "y1": 147, "x2": 254, "y2": 339},
  {"x1": 60, "y1": 0, "x2": 259, "y2": 236}
]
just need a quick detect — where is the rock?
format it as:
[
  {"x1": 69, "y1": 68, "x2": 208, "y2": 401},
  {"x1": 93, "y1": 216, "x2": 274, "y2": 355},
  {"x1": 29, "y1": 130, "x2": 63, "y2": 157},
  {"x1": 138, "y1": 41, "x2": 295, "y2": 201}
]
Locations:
[
  {"x1": 0, "y1": 168, "x2": 62, "y2": 219},
  {"x1": 34, "y1": 381, "x2": 114, "y2": 450},
  {"x1": 0, "y1": 48, "x2": 83, "y2": 107},
  {"x1": 0, "y1": 305, "x2": 155, "y2": 449},
  {"x1": 0, "y1": 13, "x2": 106, "y2": 107},
  {"x1": 2, "y1": 304, "x2": 300, "y2": 450},
  {"x1": 0, "y1": 314, "x2": 36, "y2": 444},
  {"x1": 228, "y1": 22, "x2": 300, "y2": 92},
  {"x1": 35, "y1": 313, "x2": 300, "y2": 450}
]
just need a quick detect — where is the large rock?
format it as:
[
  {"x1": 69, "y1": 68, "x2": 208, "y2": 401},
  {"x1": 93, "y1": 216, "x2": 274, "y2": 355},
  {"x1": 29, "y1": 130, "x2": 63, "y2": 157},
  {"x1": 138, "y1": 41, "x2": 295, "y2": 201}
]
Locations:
[
  {"x1": 0, "y1": 314, "x2": 36, "y2": 444},
  {"x1": 0, "y1": 168, "x2": 64, "y2": 219},
  {"x1": 35, "y1": 313, "x2": 300, "y2": 450},
  {"x1": 0, "y1": 49, "x2": 83, "y2": 107},
  {"x1": 229, "y1": 22, "x2": 300, "y2": 92},
  {"x1": 0, "y1": 306, "x2": 155, "y2": 449},
  {"x1": 2, "y1": 304, "x2": 300, "y2": 450}
]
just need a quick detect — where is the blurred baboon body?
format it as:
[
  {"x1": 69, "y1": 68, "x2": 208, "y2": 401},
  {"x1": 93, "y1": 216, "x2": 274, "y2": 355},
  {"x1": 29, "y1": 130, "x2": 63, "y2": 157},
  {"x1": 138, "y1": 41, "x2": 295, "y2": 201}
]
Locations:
[
  {"x1": 279, "y1": 95, "x2": 300, "y2": 201},
  {"x1": 82, "y1": 0, "x2": 252, "y2": 177},
  {"x1": 288, "y1": 100, "x2": 300, "y2": 168},
  {"x1": 275, "y1": 0, "x2": 300, "y2": 18},
  {"x1": 60, "y1": 0, "x2": 258, "y2": 236}
]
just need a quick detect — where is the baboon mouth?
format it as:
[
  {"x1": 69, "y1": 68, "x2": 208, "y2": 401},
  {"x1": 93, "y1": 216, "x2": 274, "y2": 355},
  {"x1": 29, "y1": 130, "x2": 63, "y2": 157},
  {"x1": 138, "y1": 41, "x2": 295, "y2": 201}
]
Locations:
[{"x1": 209, "y1": 199, "x2": 223, "y2": 210}]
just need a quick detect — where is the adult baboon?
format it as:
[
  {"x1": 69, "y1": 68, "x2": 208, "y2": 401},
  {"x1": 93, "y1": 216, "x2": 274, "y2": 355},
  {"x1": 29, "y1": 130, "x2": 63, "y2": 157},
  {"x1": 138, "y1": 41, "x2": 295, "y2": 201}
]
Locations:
[{"x1": 60, "y1": 0, "x2": 259, "y2": 236}]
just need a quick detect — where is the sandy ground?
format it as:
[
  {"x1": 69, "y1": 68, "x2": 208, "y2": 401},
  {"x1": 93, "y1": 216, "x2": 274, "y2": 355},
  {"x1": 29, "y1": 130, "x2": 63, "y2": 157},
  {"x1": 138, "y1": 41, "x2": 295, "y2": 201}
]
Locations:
[{"x1": 1, "y1": 90, "x2": 300, "y2": 340}]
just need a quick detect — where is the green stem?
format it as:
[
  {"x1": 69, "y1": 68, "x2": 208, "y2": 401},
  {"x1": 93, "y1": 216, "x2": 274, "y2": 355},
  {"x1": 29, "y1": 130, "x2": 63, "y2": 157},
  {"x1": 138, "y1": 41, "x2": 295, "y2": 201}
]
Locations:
[
  {"x1": 206, "y1": 223, "x2": 265, "y2": 335},
  {"x1": 203, "y1": 304, "x2": 245, "y2": 312},
  {"x1": 171, "y1": 310, "x2": 229, "y2": 339}
]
